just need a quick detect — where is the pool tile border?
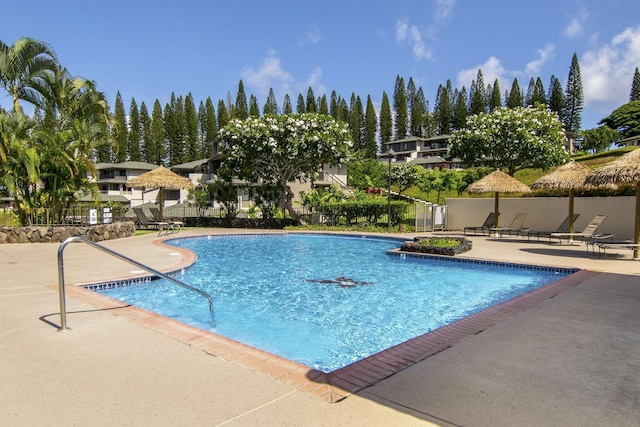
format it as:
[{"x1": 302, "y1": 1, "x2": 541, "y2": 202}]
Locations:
[{"x1": 64, "y1": 234, "x2": 598, "y2": 403}]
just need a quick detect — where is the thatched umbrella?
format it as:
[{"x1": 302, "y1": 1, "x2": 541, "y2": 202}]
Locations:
[
  {"x1": 126, "y1": 166, "x2": 194, "y2": 220},
  {"x1": 466, "y1": 170, "x2": 531, "y2": 228},
  {"x1": 585, "y1": 148, "x2": 640, "y2": 259},
  {"x1": 531, "y1": 161, "x2": 590, "y2": 234}
]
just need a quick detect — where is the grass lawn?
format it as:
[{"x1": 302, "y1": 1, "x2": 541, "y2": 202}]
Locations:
[{"x1": 402, "y1": 147, "x2": 635, "y2": 204}]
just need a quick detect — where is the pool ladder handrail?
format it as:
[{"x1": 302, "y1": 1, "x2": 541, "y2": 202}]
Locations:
[{"x1": 57, "y1": 236, "x2": 214, "y2": 332}]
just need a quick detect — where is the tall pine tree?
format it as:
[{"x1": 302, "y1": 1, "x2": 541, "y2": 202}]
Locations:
[
  {"x1": 203, "y1": 97, "x2": 217, "y2": 156},
  {"x1": 630, "y1": 67, "x2": 640, "y2": 101},
  {"x1": 128, "y1": 98, "x2": 141, "y2": 161},
  {"x1": 506, "y1": 78, "x2": 524, "y2": 108},
  {"x1": 150, "y1": 100, "x2": 166, "y2": 165},
  {"x1": 489, "y1": 79, "x2": 502, "y2": 111},
  {"x1": 318, "y1": 94, "x2": 329, "y2": 115},
  {"x1": 533, "y1": 77, "x2": 547, "y2": 105},
  {"x1": 329, "y1": 90, "x2": 339, "y2": 119},
  {"x1": 525, "y1": 77, "x2": 536, "y2": 106},
  {"x1": 217, "y1": 100, "x2": 229, "y2": 129},
  {"x1": 296, "y1": 93, "x2": 305, "y2": 113},
  {"x1": 113, "y1": 91, "x2": 127, "y2": 162},
  {"x1": 379, "y1": 91, "x2": 393, "y2": 147},
  {"x1": 249, "y1": 95, "x2": 260, "y2": 117},
  {"x1": 547, "y1": 75, "x2": 565, "y2": 116},
  {"x1": 282, "y1": 94, "x2": 292, "y2": 114},
  {"x1": 349, "y1": 93, "x2": 363, "y2": 150},
  {"x1": 393, "y1": 75, "x2": 408, "y2": 139},
  {"x1": 452, "y1": 88, "x2": 468, "y2": 131},
  {"x1": 433, "y1": 83, "x2": 452, "y2": 135},
  {"x1": 363, "y1": 95, "x2": 378, "y2": 158},
  {"x1": 562, "y1": 52, "x2": 584, "y2": 137},
  {"x1": 184, "y1": 93, "x2": 200, "y2": 161},
  {"x1": 469, "y1": 69, "x2": 487, "y2": 115},
  {"x1": 306, "y1": 87, "x2": 317, "y2": 113},
  {"x1": 235, "y1": 80, "x2": 248, "y2": 120},
  {"x1": 140, "y1": 101, "x2": 152, "y2": 163},
  {"x1": 413, "y1": 87, "x2": 427, "y2": 137},
  {"x1": 263, "y1": 88, "x2": 279, "y2": 115}
]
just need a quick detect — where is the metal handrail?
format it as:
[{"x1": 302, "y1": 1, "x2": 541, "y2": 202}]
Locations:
[{"x1": 57, "y1": 236, "x2": 214, "y2": 332}]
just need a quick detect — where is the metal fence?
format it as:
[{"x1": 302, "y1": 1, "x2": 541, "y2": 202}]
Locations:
[{"x1": 2, "y1": 202, "x2": 447, "y2": 231}]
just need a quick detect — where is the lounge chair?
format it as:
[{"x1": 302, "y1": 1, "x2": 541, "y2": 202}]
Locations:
[
  {"x1": 132, "y1": 207, "x2": 171, "y2": 234},
  {"x1": 490, "y1": 212, "x2": 529, "y2": 237},
  {"x1": 463, "y1": 212, "x2": 499, "y2": 236},
  {"x1": 149, "y1": 206, "x2": 183, "y2": 232},
  {"x1": 549, "y1": 214, "x2": 608, "y2": 245},
  {"x1": 526, "y1": 214, "x2": 580, "y2": 241}
]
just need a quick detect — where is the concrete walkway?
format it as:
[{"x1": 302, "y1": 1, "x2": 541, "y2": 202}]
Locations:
[{"x1": 1, "y1": 229, "x2": 638, "y2": 426}]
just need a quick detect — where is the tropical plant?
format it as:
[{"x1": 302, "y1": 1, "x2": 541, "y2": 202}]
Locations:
[
  {"x1": 389, "y1": 163, "x2": 425, "y2": 195},
  {"x1": 598, "y1": 100, "x2": 640, "y2": 139},
  {"x1": 578, "y1": 126, "x2": 620, "y2": 153},
  {"x1": 417, "y1": 168, "x2": 462, "y2": 204},
  {"x1": 0, "y1": 37, "x2": 57, "y2": 112},
  {"x1": 448, "y1": 106, "x2": 569, "y2": 175},
  {"x1": 0, "y1": 110, "x2": 38, "y2": 223},
  {"x1": 300, "y1": 184, "x2": 346, "y2": 210},
  {"x1": 346, "y1": 156, "x2": 387, "y2": 190},
  {"x1": 217, "y1": 113, "x2": 352, "y2": 221},
  {"x1": 249, "y1": 185, "x2": 281, "y2": 219}
]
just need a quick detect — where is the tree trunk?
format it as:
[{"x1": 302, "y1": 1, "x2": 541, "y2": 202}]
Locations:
[{"x1": 283, "y1": 185, "x2": 300, "y2": 222}]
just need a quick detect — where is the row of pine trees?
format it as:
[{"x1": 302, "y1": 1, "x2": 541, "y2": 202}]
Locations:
[{"x1": 105, "y1": 53, "x2": 589, "y2": 167}]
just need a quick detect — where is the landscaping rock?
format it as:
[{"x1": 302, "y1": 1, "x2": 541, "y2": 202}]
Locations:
[{"x1": 0, "y1": 221, "x2": 135, "y2": 244}]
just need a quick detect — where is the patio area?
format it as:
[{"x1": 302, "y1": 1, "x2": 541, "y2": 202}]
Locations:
[{"x1": 1, "y1": 229, "x2": 638, "y2": 426}]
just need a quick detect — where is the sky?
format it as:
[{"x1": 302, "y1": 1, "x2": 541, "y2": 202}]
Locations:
[{"x1": 2, "y1": 0, "x2": 640, "y2": 130}]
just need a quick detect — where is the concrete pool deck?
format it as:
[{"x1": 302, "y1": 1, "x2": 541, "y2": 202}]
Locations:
[{"x1": 1, "y1": 228, "x2": 639, "y2": 426}]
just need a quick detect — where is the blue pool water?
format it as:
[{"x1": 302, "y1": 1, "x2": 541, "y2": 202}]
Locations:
[{"x1": 97, "y1": 234, "x2": 574, "y2": 372}]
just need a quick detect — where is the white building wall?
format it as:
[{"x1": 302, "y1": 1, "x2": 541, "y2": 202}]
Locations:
[{"x1": 446, "y1": 196, "x2": 635, "y2": 240}]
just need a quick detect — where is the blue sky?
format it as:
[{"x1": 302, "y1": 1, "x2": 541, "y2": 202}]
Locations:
[{"x1": 2, "y1": 0, "x2": 639, "y2": 130}]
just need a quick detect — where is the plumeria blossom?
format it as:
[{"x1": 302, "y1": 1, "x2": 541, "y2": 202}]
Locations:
[
  {"x1": 449, "y1": 106, "x2": 569, "y2": 175},
  {"x1": 217, "y1": 113, "x2": 352, "y2": 220}
]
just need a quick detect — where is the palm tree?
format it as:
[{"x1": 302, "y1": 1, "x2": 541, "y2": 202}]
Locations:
[
  {"x1": 0, "y1": 110, "x2": 40, "y2": 223},
  {"x1": 0, "y1": 37, "x2": 58, "y2": 112},
  {"x1": 31, "y1": 69, "x2": 112, "y2": 219}
]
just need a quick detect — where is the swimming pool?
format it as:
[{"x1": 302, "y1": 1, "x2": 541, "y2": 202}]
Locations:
[{"x1": 96, "y1": 233, "x2": 575, "y2": 372}]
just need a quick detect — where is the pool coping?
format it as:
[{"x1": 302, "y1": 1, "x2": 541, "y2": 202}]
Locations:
[{"x1": 59, "y1": 233, "x2": 599, "y2": 403}]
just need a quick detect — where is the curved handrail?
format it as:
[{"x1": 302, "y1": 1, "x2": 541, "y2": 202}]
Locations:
[{"x1": 57, "y1": 236, "x2": 214, "y2": 331}]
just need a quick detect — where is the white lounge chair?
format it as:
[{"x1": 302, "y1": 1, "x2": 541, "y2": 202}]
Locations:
[{"x1": 550, "y1": 214, "x2": 608, "y2": 245}]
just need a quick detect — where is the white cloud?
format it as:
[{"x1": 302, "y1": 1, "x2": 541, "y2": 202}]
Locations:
[
  {"x1": 395, "y1": 18, "x2": 432, "y2": 60},
  {"x1": 581, "y1": 26, "x2": 640, "y2": 109},
  {"x1": 241, "y1": 50, "x2": 293, "y2": 97},
  {"x1": 241, "y1": 51, "x2": 327, "y2": 103},
  {"x1": 457, "y1": 56, "x2": 513, "y2": 90},
  {"x1": 436, "y1": 0, "x2": 456, "y2": 21},
  {"x1": 300, "y1": 24, "x2": 321, "y2": 46},
  {"x1": 564, "y1": 18, "x2": 583, "y2": 38},
  {"x1": 525, "y1": 44, "x2": 555, "y2": 76},
  {"x1": 396, "y1": 18, "x2": 409, "y2": 43},
  {"x1": 297, "y1": 67, "x2": 326, "y2": 97}
]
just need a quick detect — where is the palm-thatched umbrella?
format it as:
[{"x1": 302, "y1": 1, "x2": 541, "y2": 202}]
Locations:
[
  {"x1": 531, "y1": 160, "x2": 590, "y2": 234},
  {"x1": 126, "y1": 166, "x2": 194, "y2": 220},
  {"x1": 466, "y1": 170, "x2": 532, "y2": 228},
  {"x1": 585, "y1": 148, "x2": 640, "y2": 259}
]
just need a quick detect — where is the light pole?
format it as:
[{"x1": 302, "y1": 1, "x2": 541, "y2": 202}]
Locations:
[{"x1": 387, "y1": 148, "x2": 395, "y2": 230}]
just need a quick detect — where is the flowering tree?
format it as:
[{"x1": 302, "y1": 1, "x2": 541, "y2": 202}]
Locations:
[
  {"x1": 218, "y1": 113, "x2": 352, "y2": 221},
  {"x1": 448, "y1": 106, "x2": 569, "y2": 175},
  {"x1": 389, "y1": 163, "x2": 424, "y2": 195}
]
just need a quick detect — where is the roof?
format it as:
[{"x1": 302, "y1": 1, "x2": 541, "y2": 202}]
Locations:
[
  {"x1": 95, "y1": 161, "x2": 158, "y2": 171},
  {"x1": 170, "y1": 158, "x2": 209, "y2": 171},
  {"x1": 411, "y1": 156, "x2": 448, "y2": 165},
  {"x1": 76, "y1": 193, "x2": 130, "y2": 203}
]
